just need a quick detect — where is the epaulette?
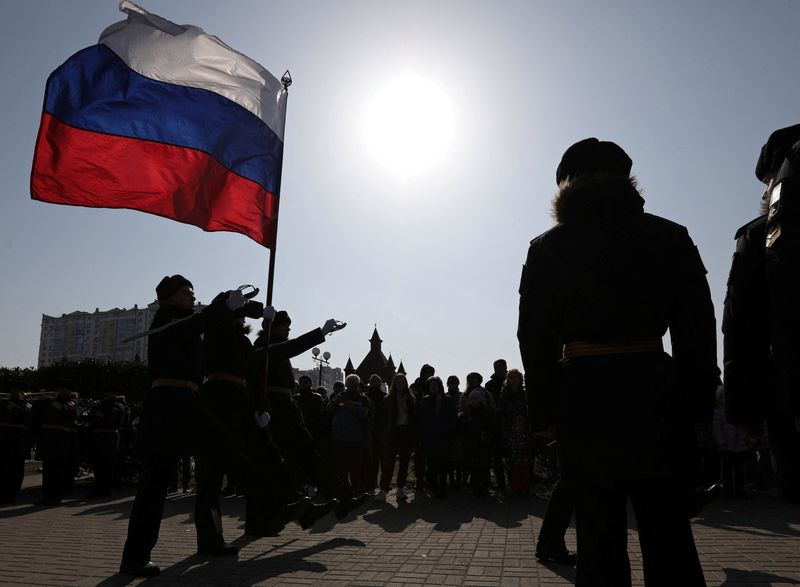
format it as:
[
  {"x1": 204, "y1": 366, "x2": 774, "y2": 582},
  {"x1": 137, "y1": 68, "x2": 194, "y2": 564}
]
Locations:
[{"x1": 734, "y1": 214, "x2": 767, "y2": 240}]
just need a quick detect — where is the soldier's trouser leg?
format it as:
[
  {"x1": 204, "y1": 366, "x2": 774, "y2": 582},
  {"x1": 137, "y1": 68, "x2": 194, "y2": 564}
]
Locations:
[
  {"x1": 629, "y1": 478, "x2": 706, "y2": 587},
  {"x1": 768, "y1": 413, "x2": 800, "y2": 504},
  {"x1": 41, "y1": 457, "x2": 65, "y2": 503},
  {"x1": 194, "y1": 453, "x2": 225, "y2": 550},
  {"x1": 0, "y1": 454, "x2": 25, "y2": 502},
  {"x1": 573, "y1": 481, "x2": 630, "y2": 587},
  {"x1": 537, "y1": 480, "x2": 573, "y2": 554},
  {"x1": 121, "y1": 456, "x2": 175, "y2": 565}
]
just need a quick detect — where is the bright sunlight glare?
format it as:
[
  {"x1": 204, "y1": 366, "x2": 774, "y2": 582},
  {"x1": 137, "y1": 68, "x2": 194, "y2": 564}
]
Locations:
[{"x1": 364, "y1": 73, "x2": 455, "y2": 178}]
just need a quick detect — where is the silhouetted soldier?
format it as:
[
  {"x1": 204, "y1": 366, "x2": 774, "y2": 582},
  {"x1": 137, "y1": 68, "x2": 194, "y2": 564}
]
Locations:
[
  {"x1": 31, "y1": 382, "x2": 78, "y2": 506},
  {"x1": 201, "y1": 304, "x2": 321, "y2": 537},
  {"x1": 0, "y1": 389, "x2": 32, "y2": 504},
  {"x1": 87, "y1": 387, "x2": 126, "y2": 498},
  {"x1": 724, "y1": 124, "x2": 800, "y2": 504},
  {"x1": 119, "y1": 275, "x2": 246, "y2": 577},
  {"x1": 518, "y1": 138, "x2": 718, "y2": 586},
  {"x1": 254, "y1": 311, "x2": 368, "y2": 520}
]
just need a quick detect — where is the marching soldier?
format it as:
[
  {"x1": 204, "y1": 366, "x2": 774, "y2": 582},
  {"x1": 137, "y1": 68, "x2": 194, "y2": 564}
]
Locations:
[
  {"x1": 86, "y1": 387, "x2": 126, "y2": 498},
  {"x1": 200, "y1": 301, "x2": 326, "y2": 538},
  {"x1": 518, "y1": 138, "x2": 718, "y2": 586},
  {"x1": 724, "y1": 124, "x2": 800, "y2": 504},
  {"x1": 254, "y1": 311, "x2": 369, "y2": 520},
  {"x1": 0, "y1": 389, "x2": 32, "y2": 504},
  {"x1": 31, "y1": 382, "x2": 78, "y2": 506},
  {"x1": 119, "y1": 275, "x2": 248, "y2": 577}
]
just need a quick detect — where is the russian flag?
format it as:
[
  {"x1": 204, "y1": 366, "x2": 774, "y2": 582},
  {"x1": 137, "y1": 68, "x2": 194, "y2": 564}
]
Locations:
[{"x1": 31, "y1": 1, "x2": 287, "y2": 249}]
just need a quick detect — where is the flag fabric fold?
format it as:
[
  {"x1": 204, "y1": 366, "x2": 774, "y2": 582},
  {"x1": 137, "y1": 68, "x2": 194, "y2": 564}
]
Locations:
[{"x1": 31, "y1": 0, "x2": 286, "y2": 249}]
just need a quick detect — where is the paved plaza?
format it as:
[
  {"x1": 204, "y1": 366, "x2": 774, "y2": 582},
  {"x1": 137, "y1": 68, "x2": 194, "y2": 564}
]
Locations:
[{"x1": 1, "y1": 475, "x2": 799, "y2": 586}]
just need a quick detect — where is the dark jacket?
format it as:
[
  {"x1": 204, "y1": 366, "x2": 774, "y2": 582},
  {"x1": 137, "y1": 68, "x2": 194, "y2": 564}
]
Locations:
[
  {"x1": 722, "y1": 215, "x2": 772, "y2": 424},
  {"x1": 518, "y1": 176, "x2": 718, "y2": 480},
  {"x1": 137, "y1": 294, "x2": 231, "y2": 456},
  {"x1": 88, "y1": 399, "x2": 126, "y2": 456},
  {"x1": 329, "y1": 389, "x2": 371, "y2": 443},
  {"x1": 418, "y1": 394, "x2": 457, "y2": 457},
  {"x1": 498, "y1": 386, "x2": 528, "y2": 435},
  {"x1": 295, "y1": 389, "x2": 327, "y2": 440},
  {"x1": 32, "y1": 394, "x2": 77, "y2": 460},
  {"x1": 374, "y1": 391, "x2": 417, "y2": 436},
  {"x1": 255, "y1": 328, "x2": 326, "y2": 390}
]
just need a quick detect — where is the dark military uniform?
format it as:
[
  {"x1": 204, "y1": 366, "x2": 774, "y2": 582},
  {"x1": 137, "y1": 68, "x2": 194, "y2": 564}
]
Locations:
[
  {"x1": 31, "y1": 393, "x2": 78, "y2": 505},
  {"x1": 518, "y1": 165, "x2": 717, "y2": 585},
  {"x1": 724, "y1": 139, "x2": 800, "y2": 504},
  {"x1": 201, "y1": 311, "x2": 306, "y2": 536},
  {"x1": 254, "y1": 328, "x2": 354, "y2": 503},
  {"x1": 87, "y1": 397, "x2": 126, "y2": 497},
  {"x1": 0, "y1": 394, "x2": 32, "y2": 504},
  {"x1": 121, "y1": 294, "x2": 231, "y2": 568}
]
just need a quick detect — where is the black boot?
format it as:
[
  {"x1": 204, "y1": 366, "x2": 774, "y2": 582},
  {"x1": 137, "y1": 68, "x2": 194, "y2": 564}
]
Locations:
[{"x1": 298, "y1": 499, "x2": 339, "y2": 530}]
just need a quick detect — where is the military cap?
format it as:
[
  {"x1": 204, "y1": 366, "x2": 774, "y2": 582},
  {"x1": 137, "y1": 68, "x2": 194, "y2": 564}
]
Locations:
[
  {"x1": 556, "y1": 138, "x2": 632, "y2": 185},
  {"x1": 155, "y1": 275, "x2": 192, "y2": 301},
  {"x1": 755, "y1": 124, "x2": 800, "y2": 182}
]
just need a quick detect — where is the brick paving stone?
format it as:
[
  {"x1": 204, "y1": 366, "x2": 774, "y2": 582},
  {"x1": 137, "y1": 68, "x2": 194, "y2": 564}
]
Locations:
[{"x1": 2, "y1": 476, "x2": 800, "y2": 585}]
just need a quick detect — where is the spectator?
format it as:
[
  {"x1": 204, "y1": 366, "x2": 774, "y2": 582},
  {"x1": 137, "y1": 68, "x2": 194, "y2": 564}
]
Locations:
[
  {"x1": 329, "y1": 374, "x2": 372, "y2": 494},
  {"x1": 418, "y1": 376, "x2": 457, "y2": 499},
  {"x1": 375, "y1": 373, "x2": 416, "y2": 501}
]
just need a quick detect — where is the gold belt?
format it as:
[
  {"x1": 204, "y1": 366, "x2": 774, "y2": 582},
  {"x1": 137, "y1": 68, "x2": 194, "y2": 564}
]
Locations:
[
  {"x1": 265, "y1": 386, "x2": 293, "y2": 396},
  {"x1": 151, "y1": 378, "x2": 200, "y2": 392},
  {"x1": 563, "y1": 339, "x2": 663, "y2": 358},
  {"x1": 0, "y1": 422, "x2": 26, "y2": 429},
  {"x1": 42, "y1": 424, "x2": 75, "y2": 433},
  {"x1": 206, "y1": 372, "x2": 248, "y2": 387}
]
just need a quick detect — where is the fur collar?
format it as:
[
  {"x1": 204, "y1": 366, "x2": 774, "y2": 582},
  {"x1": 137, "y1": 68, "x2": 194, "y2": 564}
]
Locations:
[{"x1": 551, "y1": 175, "x2": 644, "y2": 223}]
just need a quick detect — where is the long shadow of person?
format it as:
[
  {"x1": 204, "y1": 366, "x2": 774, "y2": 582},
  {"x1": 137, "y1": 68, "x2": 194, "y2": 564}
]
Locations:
[
  {"x1": 94, "y1": 537, "x2": 365, "y2": 586},
  {"x1": 720, "y1": 567, "x2": 800, "y2": 585}
]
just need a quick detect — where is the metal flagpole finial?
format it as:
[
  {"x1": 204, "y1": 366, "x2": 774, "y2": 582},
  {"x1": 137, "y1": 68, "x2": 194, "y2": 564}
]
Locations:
[{"x1": 281, "y1": 70, "x2": 292, "y2": 90}]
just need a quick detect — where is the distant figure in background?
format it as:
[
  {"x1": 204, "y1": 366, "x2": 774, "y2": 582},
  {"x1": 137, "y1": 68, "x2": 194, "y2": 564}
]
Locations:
[
  {"x1": 411, "y1": 364, "x2": 435, "y2": 492},
  {"x1": 418, "y1": 376, "x2": 457, "y2": 499},
  {"x1": 87, "y1": 387, "x2": 126, "y2": 498},
  {"x1": 445, "y1": 376, "x2": 466, "y2": 489},
  {"x1": 375, "y1": 373, "x2": 416, "y2": 501},
  {"x1": 461, "y1": 373, "x2": 496, "y2": 498},
  {"x1": 485, "y1": 359, "x2": 508, "y2": 491},
  {"x1": 329, "y1": 374, "x2": 372, "y2": 495},
  {"x1": 0, "y1": 389, "x2": 32, "y2": 505},
  {"x1": 364, "y1": 374, "x2": 386, "y2": 494},
  {"x1": 31, "y1": 381, "x2": 78, "y2": 507}
]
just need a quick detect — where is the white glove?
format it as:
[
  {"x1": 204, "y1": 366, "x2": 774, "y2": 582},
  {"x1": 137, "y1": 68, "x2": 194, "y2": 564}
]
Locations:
[
  {"x1": 262, "y1": 305, "x2": 276, "y2": 322},
  {"x1": 254, "y1": 410, "x2": 270, "y2": 429},
  {"x1": 226, "y1": 289, "x2": 246, "y2": 310},
  {"x1": 321, "y1": 318, "x2": 338, "y2": 335}
]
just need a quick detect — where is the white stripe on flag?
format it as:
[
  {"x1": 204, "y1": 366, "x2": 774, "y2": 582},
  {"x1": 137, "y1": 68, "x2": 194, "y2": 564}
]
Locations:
[{"x1": 99, "y1": 1, "x2": 286, "y2": 140}]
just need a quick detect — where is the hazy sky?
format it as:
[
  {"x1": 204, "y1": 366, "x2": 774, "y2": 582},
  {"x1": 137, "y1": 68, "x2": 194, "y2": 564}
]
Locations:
[{"x1": 2, "y1": 1, "x2": 799, "y2": 383}]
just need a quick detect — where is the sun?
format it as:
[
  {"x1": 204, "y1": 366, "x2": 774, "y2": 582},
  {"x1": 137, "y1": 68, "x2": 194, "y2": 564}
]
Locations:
[{"x1": 364, "y1": 73, "x2": 455, "y2": 178}]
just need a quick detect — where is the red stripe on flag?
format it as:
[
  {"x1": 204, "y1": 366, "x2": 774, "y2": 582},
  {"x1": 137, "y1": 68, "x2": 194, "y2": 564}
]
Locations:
[{"x1": 31, "y1": 113, "x2": 277, "y2": 248}]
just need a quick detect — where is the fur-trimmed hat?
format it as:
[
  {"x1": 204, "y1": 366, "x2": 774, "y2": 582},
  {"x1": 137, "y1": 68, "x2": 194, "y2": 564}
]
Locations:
[
  {"x1": 556, "y1": 138, "x2": 632, "y2": 185},
  {"x1": 755, "y1": 124, "x2": 800, "y2": 182},
  {"x1": 156, "y1": 275, "x2": 192, "y2": 301}
]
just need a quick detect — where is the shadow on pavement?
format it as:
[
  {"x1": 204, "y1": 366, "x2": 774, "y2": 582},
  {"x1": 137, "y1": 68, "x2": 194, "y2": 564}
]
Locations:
[
  {"x1": 720, "y1": 567, "x2": 800, "y2": 585},
  {"x1": 694, "y1": 497, "x2": 800, "y2": 539},
  {"x1": 358, "y1": 490, "x2": 549, "y2": 533}
]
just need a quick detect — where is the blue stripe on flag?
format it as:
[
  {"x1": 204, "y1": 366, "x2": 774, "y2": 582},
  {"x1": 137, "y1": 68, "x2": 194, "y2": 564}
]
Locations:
[{"x1": 43, "y1": 44, "x2": 283, "y2": 195}]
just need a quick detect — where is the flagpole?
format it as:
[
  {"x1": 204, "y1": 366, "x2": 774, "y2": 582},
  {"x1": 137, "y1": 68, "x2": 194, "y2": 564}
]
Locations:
[{"x1": 257, "y1": 70, "x2": 292, "y2": 414}]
